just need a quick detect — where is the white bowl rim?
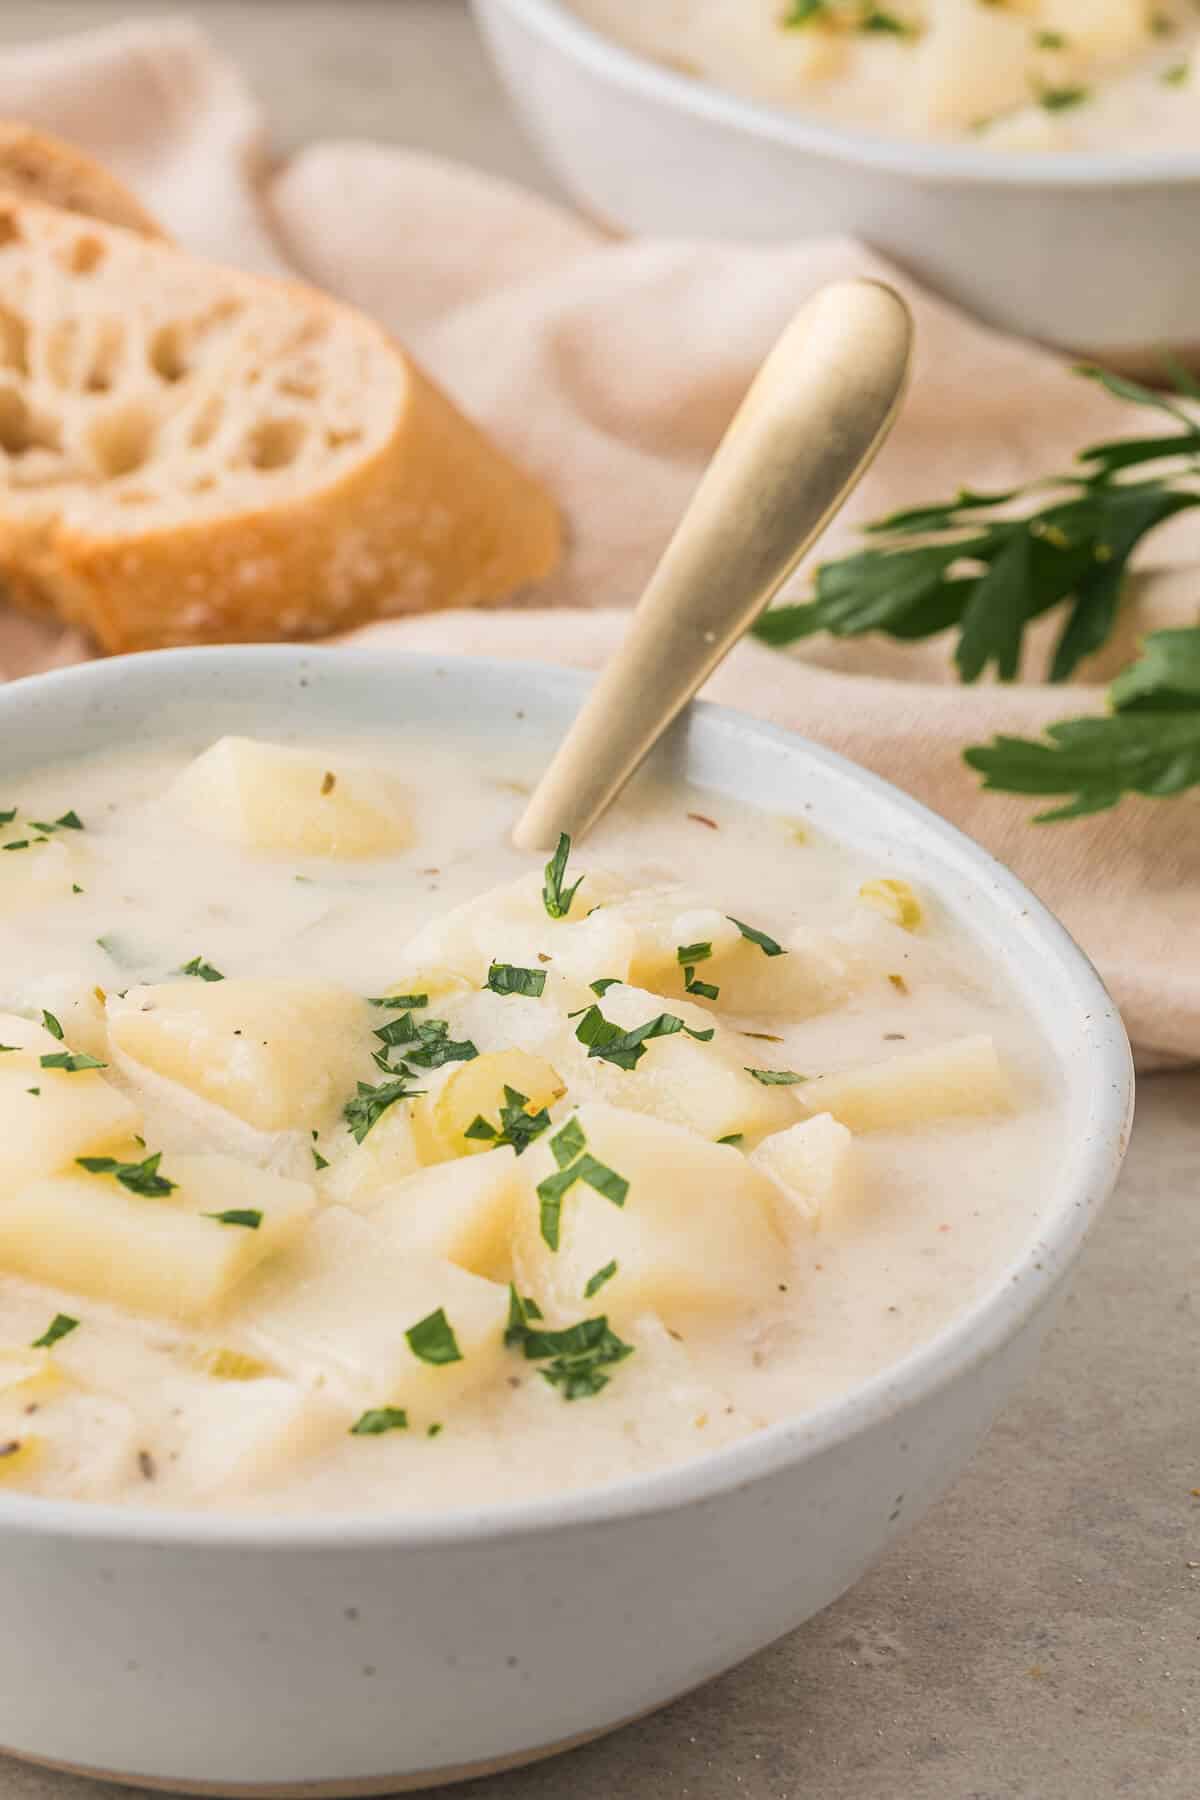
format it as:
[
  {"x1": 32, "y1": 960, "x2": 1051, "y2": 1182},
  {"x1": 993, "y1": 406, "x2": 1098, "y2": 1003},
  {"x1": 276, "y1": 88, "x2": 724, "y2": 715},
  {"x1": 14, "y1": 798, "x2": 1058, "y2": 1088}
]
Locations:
[
  {"x1": 0, "y1": 645, "x2": 1133, "y2": 1551},
  {"x1": 479, "y1": 0, "x2": 1200, "y2": 188}
]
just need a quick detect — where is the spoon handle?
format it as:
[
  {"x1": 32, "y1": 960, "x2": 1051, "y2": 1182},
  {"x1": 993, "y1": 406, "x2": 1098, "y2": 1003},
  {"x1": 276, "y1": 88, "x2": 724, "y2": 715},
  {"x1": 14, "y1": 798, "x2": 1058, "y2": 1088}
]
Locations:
[{"x1": 512, "y1": 279, "x2": 912, "y2": 852}]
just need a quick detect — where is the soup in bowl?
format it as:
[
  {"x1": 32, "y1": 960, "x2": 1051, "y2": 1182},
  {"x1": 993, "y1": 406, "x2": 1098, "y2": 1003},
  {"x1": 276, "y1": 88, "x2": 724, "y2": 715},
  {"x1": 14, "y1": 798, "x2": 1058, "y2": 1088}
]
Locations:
[{"x1": 0, "y1": 646, "x2": 1132, "y2": 1792}]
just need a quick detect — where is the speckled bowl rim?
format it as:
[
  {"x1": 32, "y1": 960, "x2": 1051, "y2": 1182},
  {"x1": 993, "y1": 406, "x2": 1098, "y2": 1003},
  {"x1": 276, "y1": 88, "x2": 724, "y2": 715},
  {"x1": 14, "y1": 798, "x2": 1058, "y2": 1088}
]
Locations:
[
  {"x1": 0, "y1": 645, "x2": 1134, "y2": 1550},
  {"x1": 481, "y1": 0, "x2": 1200, "y2": 187}
]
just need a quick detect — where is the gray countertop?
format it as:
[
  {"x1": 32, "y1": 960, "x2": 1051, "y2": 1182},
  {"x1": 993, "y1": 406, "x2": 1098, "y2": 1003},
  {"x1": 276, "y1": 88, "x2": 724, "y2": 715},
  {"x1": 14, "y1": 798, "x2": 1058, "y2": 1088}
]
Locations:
[{"x1": 0, "y1": 6, "x2": 1195, "y2": 1799}]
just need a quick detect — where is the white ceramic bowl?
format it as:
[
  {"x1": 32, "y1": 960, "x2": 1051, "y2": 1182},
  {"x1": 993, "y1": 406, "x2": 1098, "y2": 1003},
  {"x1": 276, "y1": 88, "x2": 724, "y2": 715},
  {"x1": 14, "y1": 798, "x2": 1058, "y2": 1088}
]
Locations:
[
  {"x1": 473, "y1": 0, "x2": 1200, "y2": 367},
  {"x1": 0, "y1": 646, "x2": 1132, "y2": 1796}
]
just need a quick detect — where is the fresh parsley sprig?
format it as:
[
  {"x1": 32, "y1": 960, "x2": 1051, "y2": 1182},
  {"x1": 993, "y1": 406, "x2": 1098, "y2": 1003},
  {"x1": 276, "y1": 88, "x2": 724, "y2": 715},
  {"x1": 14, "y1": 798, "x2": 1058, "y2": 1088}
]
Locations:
[
  {"x1": 752, "y1": 364, "x2": 1200, "y2": 818},
  {"x1": 966, "y1": 628, "x2": 1200, "y2": 820}
]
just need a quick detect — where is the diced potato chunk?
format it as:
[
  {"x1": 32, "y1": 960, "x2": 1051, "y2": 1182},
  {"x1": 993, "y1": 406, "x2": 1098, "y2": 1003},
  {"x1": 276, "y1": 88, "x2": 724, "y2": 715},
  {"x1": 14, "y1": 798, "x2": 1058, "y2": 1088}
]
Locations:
[
  {"x1": 0, "y1": 837, "x2": 85, "y2": 915},
  {"x1": 0, "y1": 1434, "x2": 42, "y2": 1483},
  {"x1": 0, "y1": 1061, "x2": 139, "y2": 1195},
  {"x1": 513, "y1": 1102, "x2": 784, "y2": 1326},
  {"x1": 317, "y1": 1100, "x2": 422, "y2": 1212},
  {"x1": 371, "y1": 1149, "x2": 521, "y2": 1279},
  {"x1": 0, "y1": 1154, "x2": 314, "y2": 1319},
  {"x1": 170, "y1": 736, "x2": 411, "y2": 858},
  {"x1": 242, "y1": 1209, "x2": 510, "y2": 1419},
  {"x1": 412, "y1": 1048, "x2": 566, "y2": 1163},
  {"x1": 0, "y1": 1009, "x2": 68, "y2": 1062},
  {"x1": 0, "y1": 1346, "x2": 64, "y2": 1403},
  {"x1": 622, "y1": 903, "x2": 854, "y2": 1019},
  {"x1": 565, "y1": 983, "x2": 797, "y2": 1143},
  {"x1": 800, "y1": 1035, "x2": 1011, "y2": 1132},
  {"x1": 905, "y1": 0, "x2": 1034, "y2": 131},
  {"x1": 4, "y1": 982, "x2": 110, "y2": 1062},
  {"x1": 1040, "y1": 0, "x2": 1149, "y2": 60},
  {"x1": 163, "y1": 1376, "x2": 340, "y2": 1496},
  {"x1": 108, "y1": 979, "x2": 370, "y2": 1131},
  {"x1": 389, "y1": 868, "x2": 636, "y2": 993},
  {"x1": 750, "y1": 1113, "x2": 860, "y2": 1236}
]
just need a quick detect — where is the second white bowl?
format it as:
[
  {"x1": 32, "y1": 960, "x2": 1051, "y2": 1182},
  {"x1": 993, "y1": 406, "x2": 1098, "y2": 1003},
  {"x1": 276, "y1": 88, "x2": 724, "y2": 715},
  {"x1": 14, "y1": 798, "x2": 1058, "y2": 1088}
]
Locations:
[{"x1": 474, "y1": 0, "x2": 1200, "y2": 367}]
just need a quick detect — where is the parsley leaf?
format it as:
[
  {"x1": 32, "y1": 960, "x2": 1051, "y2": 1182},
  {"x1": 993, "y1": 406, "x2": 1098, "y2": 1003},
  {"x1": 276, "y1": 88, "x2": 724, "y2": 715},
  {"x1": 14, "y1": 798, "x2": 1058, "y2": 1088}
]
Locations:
[
  {"x1": 966, "y1": 628, "x2": 1200, "y2": 818},
  {"x1": 676, "y1": 939, "x2": 720, "y2": 1000},
  {"x1": 367, "y1": 993, "x2": 429, "y2": 1010},
  {"x1": 583, "y1": 1260, "x2": 618, "y2": 1299},
  {"x1": 728, "y1": 917, "x2": 787, "y2": 957},
  {"x1": 589, "y1": 976, "x2": 622, "y2": 997},
  {"x1": 344, "y1": 1072, "x2": 424, "y2": 1143},
  {"x1": 397, "y1": 1019, "x2": 478, "y2": 1070},
  {"x1": 536, "y1": 1118, "x2": 628, "y2": 1249},
  {"x1": 542, "y1": 832, "x2": 582, "y2": 919},
  {"x1": 405, "y1": 1308, "x2": 462, "y2": 1365},
  {"x1": 745, "y1": 1067, "x2": 808, "y2": 1085},
  {"x1": 465, "y1": 1084, "x2": 553, "y2": 1156},
  {"x1": 508, "y1": 1310, "x2": 634, "y2": 1400},
  {"x1": 752, "y1": 365, "x2": 1200, "y2": 686},
  {"x1": 180, "y1": 956, "x2": 225, "y2": 982},
  {"x1": 350, "y1": 1408, "x2": 408, "y2": 1436},
  {"x1": 41, "y1": 1009, "x2": 64, "y2": 1041},
  {"x1": 205, "y1": 1209, "x2": 263, "y2": 1229},
  {"x1": 31, "y1": 1313, "x2": 79, "y2": 1349},
  {"x1": 76, "y1": 1151, "x2": 177, "y2": 1196},
  {"x1": 40, "y1": 1050, "x2": 106, "y2": 1072},
  {"x1": 0, "y1": 808, "x2": 14, "y2": 825},
  {"x1": 571, "y1": 1002, "x2": 714, "y2": 1071},
  {"x1": 486, "y1": 961, "x2": 547, "y2": 998}
]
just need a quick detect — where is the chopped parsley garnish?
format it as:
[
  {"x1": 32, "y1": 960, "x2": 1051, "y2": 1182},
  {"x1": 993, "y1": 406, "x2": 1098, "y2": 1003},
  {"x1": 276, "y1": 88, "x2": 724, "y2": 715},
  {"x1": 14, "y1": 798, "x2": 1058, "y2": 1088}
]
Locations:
[
  {"x1": 180, "y1": 956, "x2": 225, "y2": 982},
  {"x1": 717, "y1": 1133, "x2": 744, "y2": 1146},
  {"x1": 677, "y1": 940, "x2": 720, "y2": 1000},
  {"x1": 507, "y1": 1304, "x2": 634, "y2": 1400},
  {"x1": 40, "y1": 1050, "x2": 106, "y2": 1072},
  {"x1": 76, "y1": 1150, "x2": 177, "y2": 1197},
  {"x1": 374, "y1": 1016, "x2": 478, "y2": 1070},
  {"x1": 427, "y1": 1422, "x2": 443, "y2": 1437},
  {"x1": 350, "y1": 1407, "x2": 408, "y2": 1436},
  {"x1": 783, "y1": 0, "x2": 915, "y2": 35},
  {"x1": 0, "y1": 808, "x2": 13, "y2": 825},
  {"x1": 1162, "y1": 59, "x2": 1190, "y2": 85},
  {"x1": 728, "y1": 917, "x2": 786, "y2": 957},
  {"x1": 0, "y1": 1044, "x2": 15, "y2": 1053},
  {"x1": 344, "y1": 1072, "x2": 424, "y2": 1143},
  {"x1": 1034, "y1": 28, "x2": 1066, "y2": 49},
  {"x1": 40, "y1": 1010, "x2": 64, "y2": 1041},
  {"x1": 589, "y1": 976, "x2": 622, "y2": 997},
  {"x1": 570, "y1": 1002, "x2": 714, "y2": 1071},
  {"x1": 486, "y1": 961, "x2": 547, "y2": 998},
  {"x1": 1037, "y1": 84, "x2": 1090, "y2": 112},
  {"x1": 464, "y1": 1083, "x2": 553, "y2": 1156},
  {"x1": 55, "y1": 810, "x2": 83, "y2": 830},
  {"x1": 505, "y1": 1287, "x2": 545, "y2": 1347},
  {"x1": 2, "y1": 840, "x2": 29, "y2": 851},
  {"x1": 583, "y1": 1260, "x2": 618, "y2": 1299},
  {"x1": 311, "y1": 1145, "x2": 329, "y2": 1171},
  {"x1": 204, "y1": 1209, "x2": 263, "y2": 1229},
  {"x1": 542, "y1": 832, "x2": 582, "y2": 920},
  {"x1": 367, "y1": 993, "x2": 429, "y2": 1010},
  {"x1": 31, "y1": 1313, "x2": 79, "y2": 1349},
  {"x1": 26, "y1": 810, "x2": 84, "y2": 833},
  {"x1": 405, "y1": 1307, "x2": 462, "y2": 1365},
  {"x1": 536, "y1": 1118, "x2": 628, "y2": 1250},
  {"x1": 745, "y1": 1067, "x2": 808, "y2": 1085}
]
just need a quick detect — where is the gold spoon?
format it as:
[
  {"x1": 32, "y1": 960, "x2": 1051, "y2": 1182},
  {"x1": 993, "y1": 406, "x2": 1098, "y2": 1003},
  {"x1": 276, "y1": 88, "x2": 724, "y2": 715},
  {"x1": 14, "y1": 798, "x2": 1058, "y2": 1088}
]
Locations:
[{"x1": 512, "y1": 279, "x2": 913, "y2": 852}]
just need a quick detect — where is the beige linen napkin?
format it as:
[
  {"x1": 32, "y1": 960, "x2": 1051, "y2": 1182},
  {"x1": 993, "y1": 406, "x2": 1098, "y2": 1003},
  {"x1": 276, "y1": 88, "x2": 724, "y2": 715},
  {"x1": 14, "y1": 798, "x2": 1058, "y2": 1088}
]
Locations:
[{"x1": 1, "y1": 17, "x2": 1197, "y2": 1065}]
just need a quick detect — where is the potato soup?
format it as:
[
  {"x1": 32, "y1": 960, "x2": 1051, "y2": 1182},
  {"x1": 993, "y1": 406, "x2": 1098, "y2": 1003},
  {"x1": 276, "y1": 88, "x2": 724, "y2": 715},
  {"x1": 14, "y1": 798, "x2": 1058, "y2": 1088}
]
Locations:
[
  {"x1": 0, "y1": 729, "x2": 1062, "y2": 1513},
  {"x1": 570, "y1": 1, "x2": 1200, "y2": 153}
]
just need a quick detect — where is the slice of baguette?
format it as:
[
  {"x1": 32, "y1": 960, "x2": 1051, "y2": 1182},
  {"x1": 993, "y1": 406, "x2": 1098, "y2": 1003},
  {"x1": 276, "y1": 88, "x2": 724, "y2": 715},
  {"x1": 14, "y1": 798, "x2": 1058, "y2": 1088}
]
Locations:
[
  {"x1": 0, "y1": 199, "x2": 560, "y2": 651},
  {"x1": 0, "y1": 124, "x2": 164, "y2": 239}
]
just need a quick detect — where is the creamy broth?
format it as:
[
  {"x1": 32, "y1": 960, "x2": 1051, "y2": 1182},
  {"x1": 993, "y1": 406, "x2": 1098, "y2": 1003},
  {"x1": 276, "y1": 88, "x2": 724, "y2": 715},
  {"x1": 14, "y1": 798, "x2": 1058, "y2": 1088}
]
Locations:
[
  {"x1": 0, "y1": 729, "x2": 1063, "y2": 1514},
  {"x1": 570, "y1": 0, "x2": 1200, "y2": 153}
]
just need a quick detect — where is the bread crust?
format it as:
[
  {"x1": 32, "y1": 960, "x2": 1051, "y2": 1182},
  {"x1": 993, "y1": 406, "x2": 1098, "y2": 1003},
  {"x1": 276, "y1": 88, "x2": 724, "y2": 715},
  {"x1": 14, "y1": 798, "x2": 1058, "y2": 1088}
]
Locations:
[
  {"x1": 9, "y1": 360, "x2": 562, "y2": 652},
  {"x1": 0, "y1": 201, "x2": 561, "y2": 651},
  {"x1": 0, "y1": 124, "x2": 164, "y2": 238}
]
